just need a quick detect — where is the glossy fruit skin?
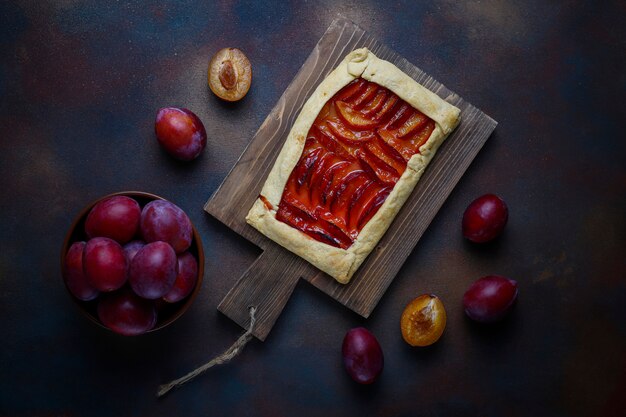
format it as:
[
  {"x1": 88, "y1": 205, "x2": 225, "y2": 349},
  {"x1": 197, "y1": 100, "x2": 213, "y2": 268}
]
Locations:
[
  {"x1": 342, "y1": 327, "x2": 384, "y2": 384},
  {"x1": 140, "y1": 200, "x2": 192, "y2": 253},
  {"x1": 129, "y1": 241, "x2": 178, "y2": 299},
  {"x1": 155, "y1": 107, "x2": 207, "y2": 161},
  {"x1": 463, "y1": 275, "x2": 518, "y2": 322},
  {"x1": 123, "y1": 240, "x2": 145, "y2": 262},
  {"x1": 83, "y1": 237, "x2": 128, "y2": 292},
  {"x1": 400, "y1": 294, "x2": 446, "y2": 347},
  {"x1": 163, "y1": 252, "x2": 198, "y2": 303},
  {"x1": 97, "y1": 289, "x2": 157, "y2": 336},
  {"x1": 63, "y1": 241, "x2": 99, "y2": 301},
  {"x1": 85, "y1": 196, "x2": 141, "y2": 244},
  {"x1": 462, "y1": 194, "x2": 509, "y2": 243}
]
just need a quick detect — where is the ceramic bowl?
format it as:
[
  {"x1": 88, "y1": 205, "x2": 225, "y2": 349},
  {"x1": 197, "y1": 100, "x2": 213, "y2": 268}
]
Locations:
[{"x1": 61, "y1": 191, "x2": 204, "y2": 334}]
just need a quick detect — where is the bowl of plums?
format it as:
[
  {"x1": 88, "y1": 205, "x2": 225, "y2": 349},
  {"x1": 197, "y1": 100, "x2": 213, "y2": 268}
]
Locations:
[{"x1": 61, "y1": 191, "x2": 204, "y2": 336}]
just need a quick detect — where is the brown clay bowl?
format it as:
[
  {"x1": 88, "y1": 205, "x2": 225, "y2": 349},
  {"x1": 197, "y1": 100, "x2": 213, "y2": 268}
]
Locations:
[{"x1": 61, "y1": 191, "x2": 204, "y2": 334}]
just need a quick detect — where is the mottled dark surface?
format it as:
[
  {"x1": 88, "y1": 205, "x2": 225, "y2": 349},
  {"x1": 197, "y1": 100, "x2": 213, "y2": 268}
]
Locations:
[{"x1": 1, "y1": 1, "x2": 625, "y2": 416}]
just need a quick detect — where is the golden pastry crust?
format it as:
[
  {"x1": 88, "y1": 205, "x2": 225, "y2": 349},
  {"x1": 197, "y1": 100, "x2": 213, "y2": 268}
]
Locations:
[{"x1": 246, "y1": 48, "x2": 460, "y2": 283}]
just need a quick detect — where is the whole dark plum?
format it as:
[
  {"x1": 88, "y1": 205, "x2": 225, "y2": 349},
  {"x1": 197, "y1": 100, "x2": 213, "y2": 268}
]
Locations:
[
  {"x1": 129, "y1": 241, "x2": 178, "y2": 300},
  {"x1": 97, "y1": 289, "x2": 157, "y2": 336},
  {"x1": 140, "y1": 200, "x2": 192, "y2": 254},
  {"x1": 342, "y1": 327, "x2": 384, "y2": 384},
  {"x1": 163, "y1": 252, "x2": 198, "y2": 303},
  {"x1": 155, "y1": 107, "x2": 207, "y2": 161},
  {"x1": 462, "y1": 194, "x2": 509, "y2": 243},
  {"x1": 63, "y1": 241, "x2": 99, "y2": 301},
  {"x1": 463, "y1": 275, "x2": 518, "y2": 323},
  {"x1": 85, "y1": 196, "x2": 141, "y2": 244},
  {"x1": 83, "y1": 237, "x2": 128, "y2": 292},
  {"x1": 123, "y1": 240, "x2": 145, "y2": 262}
]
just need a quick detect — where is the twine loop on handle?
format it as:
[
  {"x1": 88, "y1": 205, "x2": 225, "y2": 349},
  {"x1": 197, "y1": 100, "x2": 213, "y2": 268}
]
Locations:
[{"x1": 157, "y1": 306, "x2": 257, "y2": 398}]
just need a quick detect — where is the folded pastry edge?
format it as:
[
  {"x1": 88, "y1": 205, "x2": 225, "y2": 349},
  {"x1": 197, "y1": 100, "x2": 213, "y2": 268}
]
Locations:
[{"x1": 245, "y1": 48, "x2": 461, "y2": 284}]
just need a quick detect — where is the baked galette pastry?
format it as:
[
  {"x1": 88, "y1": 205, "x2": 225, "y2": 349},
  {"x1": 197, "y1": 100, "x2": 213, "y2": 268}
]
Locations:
[{"x1": 246, "y1": 48, "x2": 460, "y2": 284}]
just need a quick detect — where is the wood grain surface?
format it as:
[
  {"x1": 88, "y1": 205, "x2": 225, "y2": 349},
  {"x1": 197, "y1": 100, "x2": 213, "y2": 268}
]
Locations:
[{"x1": 205, "y1": 16, "x2": 497, "y2": 341}]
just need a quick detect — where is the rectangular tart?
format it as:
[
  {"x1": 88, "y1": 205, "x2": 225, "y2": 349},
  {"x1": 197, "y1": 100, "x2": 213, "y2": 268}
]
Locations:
[{"x1": 246, "y1": 48, "x2": 461, "y2": 284}]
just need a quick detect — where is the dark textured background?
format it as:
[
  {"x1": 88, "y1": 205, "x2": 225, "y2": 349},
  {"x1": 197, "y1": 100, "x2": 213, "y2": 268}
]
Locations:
[{"x1": 1, "y1": 1, "x2": 625, "y2": 416}]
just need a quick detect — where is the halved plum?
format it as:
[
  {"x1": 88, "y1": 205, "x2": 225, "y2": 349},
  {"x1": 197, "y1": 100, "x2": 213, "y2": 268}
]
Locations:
[
  {"x1": 401, "y1": 294, "x2": 447, "y2": 347},
  {"x1": 208, "y1": 48, "x2": 252, "y2": 102}
]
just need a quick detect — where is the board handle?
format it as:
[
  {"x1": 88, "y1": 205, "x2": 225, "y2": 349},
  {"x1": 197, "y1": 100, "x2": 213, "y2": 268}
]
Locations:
[{"x1": 217, "y1": 243, "x2": 309, "y2": 341}]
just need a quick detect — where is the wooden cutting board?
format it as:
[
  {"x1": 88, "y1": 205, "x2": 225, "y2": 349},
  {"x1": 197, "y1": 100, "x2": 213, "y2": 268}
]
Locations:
[{"x1": 204, "y1": 17, "x2": 497, "y2": 341}]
